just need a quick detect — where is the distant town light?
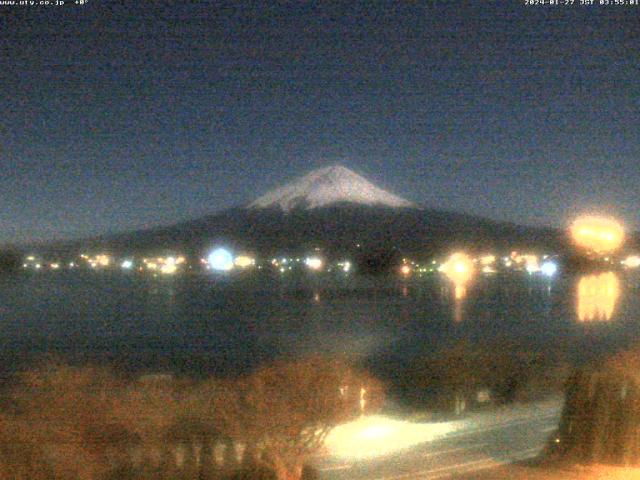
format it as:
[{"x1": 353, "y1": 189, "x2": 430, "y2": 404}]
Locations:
[
  {"x1": 479, "y1": 255, "x2": 496, "y2": 266},
  {"x1": 440, "y1": 252, "x2": 475, "y2": 299},
  {"x1": 208, "y1": 248, "x2": 234, "y2": 271},
  {"x1": 234, "y1": 255, "x2": 256, "y2": 268},
  {"x1": 121, "y1": 260, "x2": 133, "y2": 269},
  {"x1": 622, "y1": 255, "x2": 640, "y2": 269},
  {"x1": 540, "y1": 261, "x2": 558, "y2": 277},
  {"x1": 160, "y1": 263, "x2": 177, "y2": 275},
  {"x1": 522, "y1": 255, "x2": 540, "y2": 273},
  {"x1": 441, "y1": 253, "x2": 474, "y2": 284},
  {"x1": 305, "y1": 257, "x2": 323, "y2": 271},
  {"x1": 570, "y1": 215, "x2": 625, "y2": 255},
  {"x1": 400, "y1": 264, "x2": 411, "y2": 276},
  {"x1": 525, "y1": 263, "x2": 539, "y2": 274},
  {"x1": 97, "y1": 255, "x2": 110, "y2": 267}
]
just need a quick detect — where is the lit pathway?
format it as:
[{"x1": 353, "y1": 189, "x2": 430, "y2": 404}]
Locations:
[{"x1": 314, "y1": 396, "x2": 563, "y2": 480}]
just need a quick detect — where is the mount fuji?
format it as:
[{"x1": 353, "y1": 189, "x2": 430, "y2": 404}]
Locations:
[
  {"x1": 249, "y1": 165, "x2": 415, "y2": 211},
  {"x1": 38, "y1": 165, "x2": 564, "y2": 261}
]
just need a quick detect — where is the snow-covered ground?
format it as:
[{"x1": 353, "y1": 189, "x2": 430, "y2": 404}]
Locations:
[{"x1": 316, "y1": 396, "x2": 563, "y2": 479}]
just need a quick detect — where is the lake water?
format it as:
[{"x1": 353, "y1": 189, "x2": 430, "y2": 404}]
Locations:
[{"x1": 0, "y1": 269, "x2": 639, "y2": 381}]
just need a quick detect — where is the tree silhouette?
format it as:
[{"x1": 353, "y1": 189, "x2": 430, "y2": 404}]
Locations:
[
  {"x1": 0, "y1": 249, "x2": 21, "y2": 274},
  {"x1": 213, "y1": 357, "x2": 384, "y2": 480},
  {"x1": 557, "y1": 345, "x2": 640, "y2": 465}
]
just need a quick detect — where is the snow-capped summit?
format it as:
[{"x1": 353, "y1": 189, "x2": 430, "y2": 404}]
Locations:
[{"x1": 248, "y1": 165, "x2": 415, "y2": 211}]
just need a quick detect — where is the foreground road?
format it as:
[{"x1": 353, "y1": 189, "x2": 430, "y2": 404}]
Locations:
[{"x1": 314, "y1": 396, "x2": 563, "y2": 480}]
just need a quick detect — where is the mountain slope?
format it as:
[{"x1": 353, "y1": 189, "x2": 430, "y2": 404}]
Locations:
[
  {"x1": 31, "y1": 166, "x2": 568, "y2": 258},
  {"x1": 249, "y1": 165, "x2": 415, "y2": 211},
  {"x1": 40, "y1": 205, "x2": 563, "y2": 259}
]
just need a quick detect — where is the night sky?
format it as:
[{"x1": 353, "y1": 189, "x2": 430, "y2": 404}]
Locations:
[{"x1": 1, "y1": 1, "x2": 639, "y2": 244}]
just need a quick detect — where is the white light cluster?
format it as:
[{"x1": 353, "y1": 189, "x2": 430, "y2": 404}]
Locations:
[{"x1": 208, "y1": 248, "x2": 234, "y2": 271}]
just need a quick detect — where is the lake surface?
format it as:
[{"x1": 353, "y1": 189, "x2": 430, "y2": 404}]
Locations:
[{"x1": 0, "y1": 269, "x2": 639, "y2": 380}]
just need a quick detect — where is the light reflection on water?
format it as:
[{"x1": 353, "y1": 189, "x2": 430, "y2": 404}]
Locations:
[
  {"x1": 0, "y1": 270, "x2": 639, "y2": 375},
  {"x1": 576, "y1": 272, "x2": 620, "y2": 322}
]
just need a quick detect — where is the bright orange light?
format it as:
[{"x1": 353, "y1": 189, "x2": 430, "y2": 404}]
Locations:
[
  {"x1": 577, "y1": 272, "x2": 620, "y2": 322},
  {"x1": 440, "y1": 252, "x2": 475, "y2": 291},
  {"x1": 570, "y1": 216, "x2": 625, "y2": 255},
  {"x1": 400, "y1": 265, "x2": 411, "y2": 276}
]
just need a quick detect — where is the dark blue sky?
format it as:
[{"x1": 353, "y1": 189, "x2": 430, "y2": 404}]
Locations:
[{"x1": 1, "y1": 1, "x2": 639, "y2": 244}]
